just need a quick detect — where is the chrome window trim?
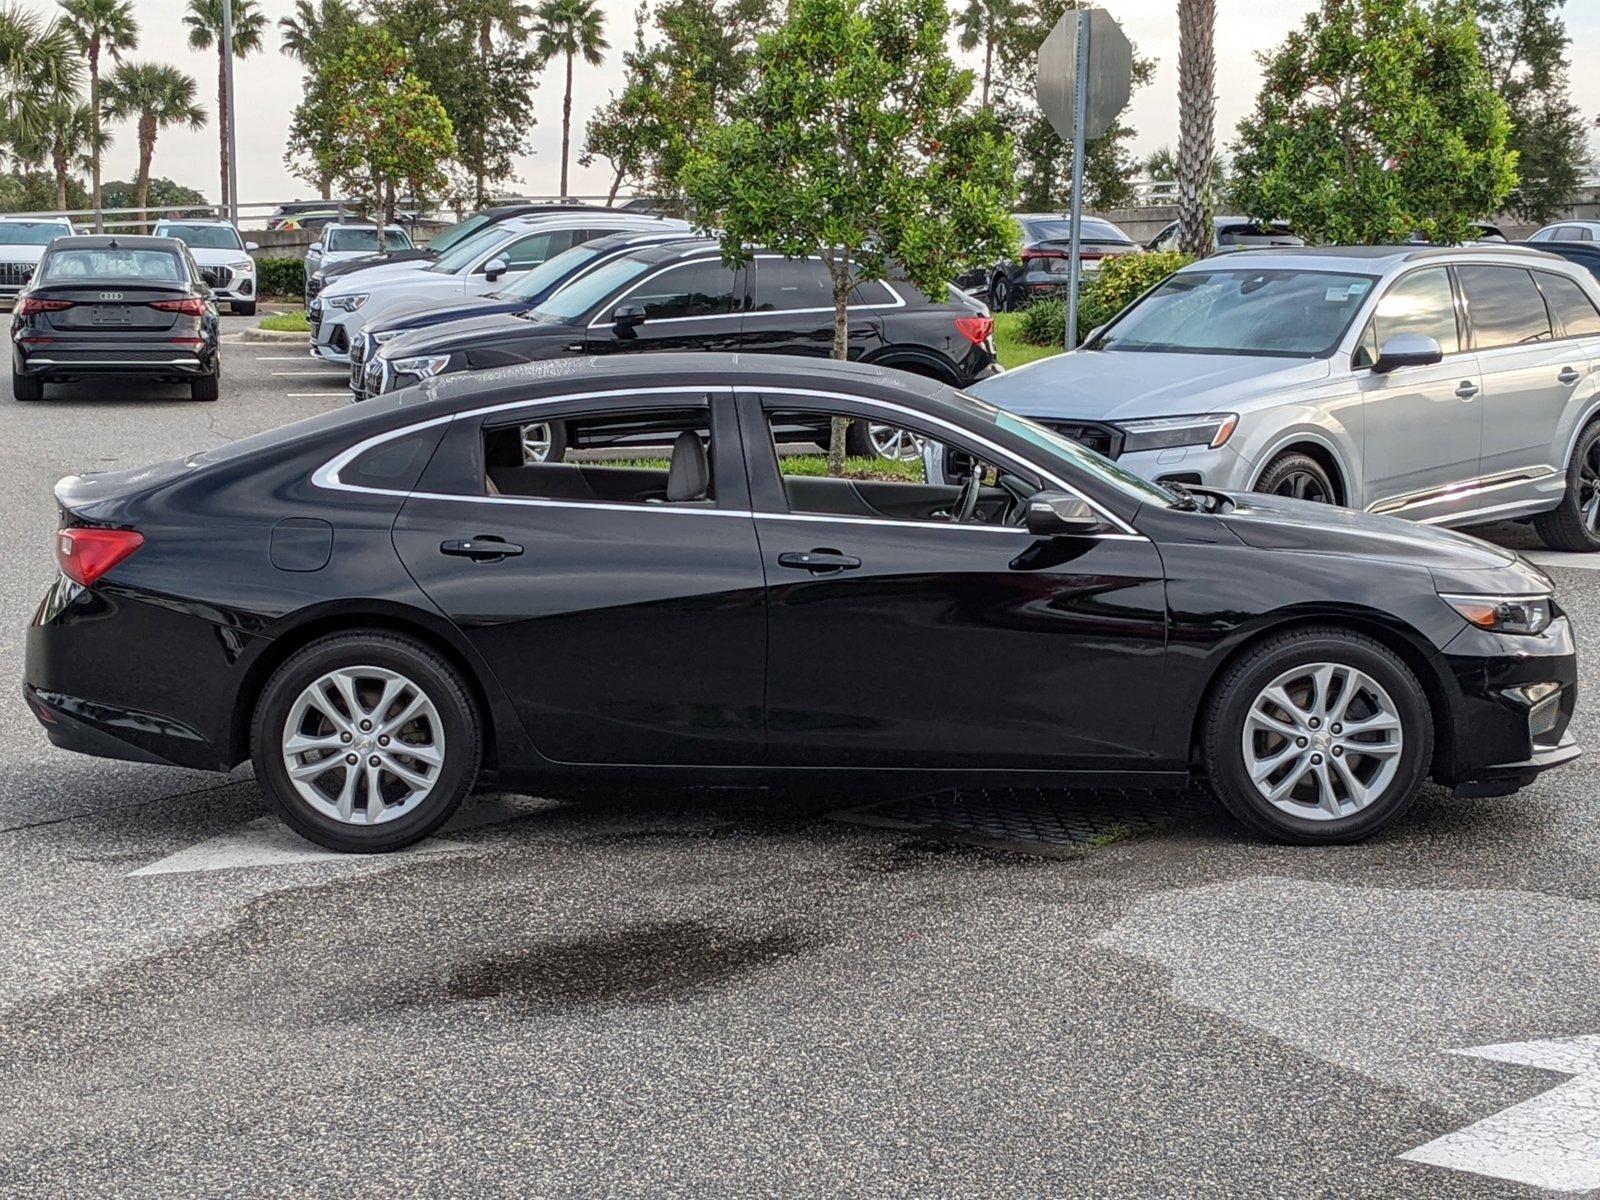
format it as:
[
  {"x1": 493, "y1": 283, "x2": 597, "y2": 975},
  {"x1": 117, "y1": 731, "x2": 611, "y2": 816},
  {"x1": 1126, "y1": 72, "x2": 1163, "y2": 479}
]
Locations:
[{"x1": 311, "y1": 383, "x2": 1145, "y2": 539}]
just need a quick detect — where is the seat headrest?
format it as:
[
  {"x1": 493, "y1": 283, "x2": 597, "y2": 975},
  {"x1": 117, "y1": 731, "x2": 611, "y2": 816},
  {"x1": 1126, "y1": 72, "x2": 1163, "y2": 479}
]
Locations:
[{"x1": 666, "y1": 430, "x2": 710, "y2": 502}]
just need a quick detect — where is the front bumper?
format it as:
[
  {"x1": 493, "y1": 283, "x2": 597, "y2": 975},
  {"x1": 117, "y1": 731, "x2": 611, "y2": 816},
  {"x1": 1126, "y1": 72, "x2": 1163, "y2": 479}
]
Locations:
[{"x1": 311, "y1": 305, "x2": 354, "y2": 364}]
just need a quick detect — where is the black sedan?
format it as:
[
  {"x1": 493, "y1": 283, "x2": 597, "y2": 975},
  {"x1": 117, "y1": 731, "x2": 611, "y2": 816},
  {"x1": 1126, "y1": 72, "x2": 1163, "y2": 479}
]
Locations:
[
  {"x1": 980, "y1": 214, "x2": 1142, "y2": 312},
  {"x1": 10, "y1": 235, "x2": 221, "y2": 401},
  {"x1": 24, "y1": 354, "x2": 1578, "y2": 853}
]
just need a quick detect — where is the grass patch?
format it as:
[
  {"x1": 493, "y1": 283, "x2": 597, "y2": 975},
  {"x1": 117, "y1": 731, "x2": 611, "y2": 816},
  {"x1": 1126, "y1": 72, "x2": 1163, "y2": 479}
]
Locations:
[
  {"x1": 994, "y1": 311, "x2": 1061, "y2": 369},
  {"x1": 258, "y1": 310, "x2": 310, "y2": 333}
]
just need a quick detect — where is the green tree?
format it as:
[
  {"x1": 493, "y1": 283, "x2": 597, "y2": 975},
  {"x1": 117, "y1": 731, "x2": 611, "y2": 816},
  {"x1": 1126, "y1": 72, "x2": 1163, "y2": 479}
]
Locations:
[
  {"x1": 99, "y1": 61, "x2": 205, "y2": 221},
  {"x1": 286, "y1": 26, "x2": 456, "y2": 250},
  {"x1": 683, "y1": 0, "x2": 1017, "y2": 474},
  {"x1": 102, "y1": 175, "x2": 209, "y2": 217},
  {"x1": 1175, "y1": 0, "x2": 1215, "y2": 255},
  {"x1": 278, "y1": 0, "x2": 354, "y2": 63},
  {"x1": 955, "y1": 0, "x2": 1009, "y2": 111},
  {"x1": 1477, "y1": 0, "x2": 1587, "y2": 223},
  {"x1": 0, "y1": 166, "x2": 87, "y2": 212},
  {"x1": 60, "y1": 0, "x2": 138, "y2": 229},
  {"x1": 532, "y1": 0, "x2": 608, "y2": 198},
  {"x1": 12, "y1": 95, "x2": 103, "y2": 210},
  {"x1": 182, "y1": 0, "x2": 266, "y2": 211},
  {"x1": 0, "y1": 4, "x2": 80, "y2": 153},
  {"x1": 1229, "y1": 0, "x2": 1516, "y2": 245}
]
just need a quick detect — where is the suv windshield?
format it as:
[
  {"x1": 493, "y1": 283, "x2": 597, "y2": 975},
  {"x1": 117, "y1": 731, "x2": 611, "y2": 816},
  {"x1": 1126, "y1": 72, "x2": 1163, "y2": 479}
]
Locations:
[
  {"x1": 533, "y1": 255, "x2": 660, "y2": 321},
  {"x1": 157, "y1": 223, "x2": 243, "y2": 250},
  {"x1": 431, "y1": 226, "x2": 515, "y2": 274},
  {"x1": 1097, "y1": 267, "x2": 1377, "y2": 357},
  {"x1": 327, "y1": 227, "x2": 410, "y2": 252},
  {"x1": 426, "y1": 212, "x2": 496, "y2": 256},
  {"x1": 498, "y1": 241, "x2": 611, "y2": 301},
  {"x1": 0, "y1": 221, "x2": 70, "y2": 246}
]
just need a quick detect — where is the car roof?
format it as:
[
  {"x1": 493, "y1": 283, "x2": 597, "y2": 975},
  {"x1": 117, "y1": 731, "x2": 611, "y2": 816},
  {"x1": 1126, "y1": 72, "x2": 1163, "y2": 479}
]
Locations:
[
  {"x1": 1171, "y1": 244, "x2": 1592, "y2": 273},
  {"x1": 324, "y1": 222, "x2": 408, "y2": 231},
  {"x1": 491, "y1": 212, "x2": 690, "y2": 234}
]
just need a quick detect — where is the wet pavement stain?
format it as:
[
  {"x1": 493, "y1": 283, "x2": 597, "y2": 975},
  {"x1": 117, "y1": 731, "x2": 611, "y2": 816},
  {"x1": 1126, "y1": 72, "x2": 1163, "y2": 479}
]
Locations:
[{"x1": 414, "y1": 919, "x2": 821, "y2": 1009}]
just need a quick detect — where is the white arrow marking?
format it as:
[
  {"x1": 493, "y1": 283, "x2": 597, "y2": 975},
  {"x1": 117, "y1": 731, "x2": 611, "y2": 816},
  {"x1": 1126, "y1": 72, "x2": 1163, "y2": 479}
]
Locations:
[
  {"x1": 1400, "y1": 1035, "x2": 1600, "y2": 1192},
  {"x1": 129, "y1": 816, "x2": 466, "y2": 876}
]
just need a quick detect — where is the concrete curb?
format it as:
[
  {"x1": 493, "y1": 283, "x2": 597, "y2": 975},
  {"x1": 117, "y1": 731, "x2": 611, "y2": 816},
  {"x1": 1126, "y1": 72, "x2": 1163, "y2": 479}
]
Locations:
[{"x1": 239, "y1": 327, "x2": 309, "y2": 343}]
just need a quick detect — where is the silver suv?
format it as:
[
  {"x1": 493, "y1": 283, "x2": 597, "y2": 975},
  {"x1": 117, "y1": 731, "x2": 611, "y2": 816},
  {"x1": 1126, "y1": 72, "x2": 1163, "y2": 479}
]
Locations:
[{"x1": 971, "y1": 245, "x2": 1600, "y2": 551}]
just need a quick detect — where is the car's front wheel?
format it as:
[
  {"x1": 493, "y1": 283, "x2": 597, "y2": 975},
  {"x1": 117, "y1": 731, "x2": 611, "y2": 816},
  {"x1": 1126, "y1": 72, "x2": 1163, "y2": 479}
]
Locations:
[
  {"x1": 1255, "y1": 451, "x2": 1336, "y2": 504},
  {"x1": 251, "y1": 631, "x2": 482, "y2": 852},
  {"x1": 1532, "y1": 417, "x2": 1600, "y2": 552},
  {"x1": 231, "y1": 301, "x2": 257, "y2": 316},
  {"x1": 1202, "y1": 627, "x2": 1432, "y2": 843}
]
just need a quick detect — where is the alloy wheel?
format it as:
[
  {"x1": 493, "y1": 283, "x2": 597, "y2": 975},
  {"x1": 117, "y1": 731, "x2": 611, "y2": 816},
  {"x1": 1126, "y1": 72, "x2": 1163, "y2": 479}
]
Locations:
[
  {"x1": 521, "y1": 423, "x2": 554, "y2": 463},
  {"x1": 1240, "y1": 661, "x2": 1404, "y2": 821},
  {"x1": 1578, "y1": 438, "x2": 1600, "y2": 533},
  {"x1": 280, "y1": 665, "x2": 445, "y2": 826},
  {"x1": 1272, "y1": 469, "x2": 1331, "y2": 503},
  {"x1": 868, "y1": 424, "x2": 928, "y2": 462}
]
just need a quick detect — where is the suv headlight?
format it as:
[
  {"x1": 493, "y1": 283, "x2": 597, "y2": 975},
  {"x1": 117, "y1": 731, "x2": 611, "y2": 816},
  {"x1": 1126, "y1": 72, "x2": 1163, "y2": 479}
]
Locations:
[
  {"x1": 1440, "y1": 593, "x2": 1554, "y2": 635},
  {"x1": 1115, "y1": 414, "x2": 1239, "y2": 452},
  {"x1": 231, "y1": 259, "x2": 254, "y2": 272},
  {"x1": 372, "y1": 329, "x2": 401, "y2": 345},
  {"x1": 326, "y1": 292, "x2": 367, "y2": 312},
  {"x1": 390, "y1": 354, "x2": 451, "y2": 382}
]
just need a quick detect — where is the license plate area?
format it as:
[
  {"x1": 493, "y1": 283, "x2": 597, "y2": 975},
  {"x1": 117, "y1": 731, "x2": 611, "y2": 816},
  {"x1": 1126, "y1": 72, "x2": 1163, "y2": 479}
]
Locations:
[{"x1": 90, "y1": 305, "x2": 133, "y2": 326}]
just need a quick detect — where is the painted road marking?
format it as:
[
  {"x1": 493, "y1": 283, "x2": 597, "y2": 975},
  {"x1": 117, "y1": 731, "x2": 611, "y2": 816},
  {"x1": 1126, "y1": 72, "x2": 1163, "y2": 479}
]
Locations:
[
  {"x1": 286, "y1": 392, "x2": 350, "y2": 399},
  {"x1": 1400, "y1": 1036, "x2": 1600, "y2": 1192},
  {"x1": 1524, "y1": 551, "x2": 1600, "y2": 573},
  {"x1": 129, "y1": 816, "x2": 467, "y2": 876},
  {"x1": 253, "y1": 355, "x2": 316, "y2": 361},
  {"x1": 271, "y1": 370, "x2": 344, "y2": 377}
]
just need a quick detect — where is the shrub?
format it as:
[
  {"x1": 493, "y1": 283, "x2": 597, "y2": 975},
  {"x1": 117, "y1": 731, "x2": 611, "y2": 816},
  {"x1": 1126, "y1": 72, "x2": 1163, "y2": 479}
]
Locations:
[
  {"x1": 1012, "y1": 249, "x2": 1194, "y2": 347},
  {"x1": 254, "y1": 256, "x2": 305, "y2": 299},
  {"x1": 1017, "y1": 297, "x2": 1066, "y2": 347}
]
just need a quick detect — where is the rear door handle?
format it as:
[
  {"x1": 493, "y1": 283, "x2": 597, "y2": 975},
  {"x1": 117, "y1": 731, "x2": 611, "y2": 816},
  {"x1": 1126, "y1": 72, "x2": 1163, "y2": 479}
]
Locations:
[
  {"x1": 1559, "y1": 366, "x2": 1582, "y2": 385},
  {"x1": 777, "y1": 550, "x2": 861, "y2": 573},
  {"x1": 1455, "y1": 381, "x2": 1480, "y2": 400},
  {"x1": 441, "y1": 536, "x2": 523, "y2": 561}
]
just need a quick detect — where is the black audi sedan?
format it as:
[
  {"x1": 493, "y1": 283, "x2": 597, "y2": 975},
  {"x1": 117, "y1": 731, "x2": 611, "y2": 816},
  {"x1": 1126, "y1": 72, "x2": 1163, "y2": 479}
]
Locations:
[
  {"x1": 361, "y1": 240, "x2": 998, "y2": 458},
  {"x1": 24, "y1": 354, "x2": 1578, "y2": 853},
  {"x1": 10, "y1": 235, "x2": 221, "y2": 401}
]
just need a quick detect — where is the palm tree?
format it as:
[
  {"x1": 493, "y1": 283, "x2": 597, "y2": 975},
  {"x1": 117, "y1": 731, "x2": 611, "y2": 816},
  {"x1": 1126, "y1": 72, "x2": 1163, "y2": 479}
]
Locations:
[
  {"x1": 59, "y1": 0, "x2": 138, "y2": 230},
  {"x1": 100, "y1": 61, "x2": 205, "y2": 223},
  {"x1": 182, "y1": 0, "x2": 265, "y2": 211},
  {"x1": 1175, "y1": 0, "x2": 1216, "y2": 257},
  {"x1": 277, "y1": 0, "x2": 351, "y2": 63},
  {"x1": 477, "y1": 0, "x2": 532, "y2": 60},
  {"x1": 955, "y1": 0, "x2": 1007, "y2": 111},
  {"x1": 0, "y1": 4, "x2": 80, "y2": 152},
  {"x1": 14, "y1": 96, "x2": 104, "y2": 209},
  {"x1": 532, "y1": 0, "x2": 608, "y2": 199}
]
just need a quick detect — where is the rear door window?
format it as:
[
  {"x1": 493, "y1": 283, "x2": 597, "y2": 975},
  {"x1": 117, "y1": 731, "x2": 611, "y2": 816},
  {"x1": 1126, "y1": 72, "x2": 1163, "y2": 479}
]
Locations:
[
  {"x1": 1536, "y1": 272, "x2": 1600, "y2": 337},
  {"x1": 1458, "y1": 266, "x2": 1553, "y2": 349}
]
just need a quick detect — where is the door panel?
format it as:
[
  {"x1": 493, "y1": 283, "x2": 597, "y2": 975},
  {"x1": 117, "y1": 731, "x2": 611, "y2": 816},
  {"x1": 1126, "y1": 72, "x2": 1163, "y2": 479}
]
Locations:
[
  {"x1": 586, "y1": 260, "x2": 745, "y2": 355},
  {"x1": 740, "y1": 258, "x2": 884, "y2": 360}
]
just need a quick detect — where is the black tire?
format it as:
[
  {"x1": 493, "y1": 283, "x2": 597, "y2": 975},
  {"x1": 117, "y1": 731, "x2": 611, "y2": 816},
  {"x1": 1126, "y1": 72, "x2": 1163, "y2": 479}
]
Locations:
[
  {"x1": 1533, "y1": 418, "x2": 1600, "y2": 552},
  {"x1": 990, "y1": 274, "x2": 1014, "y2": 313},
  {"x1": 231, "y1": 301, "x2": 257, "y2": 316},
  {"x1": 191, "y1": 368, "x2": 220, "y2": 402},
  {"x1": 1202, "y1": 626, "x2": 1433, "y2": 844},
  {"x1": 250, "y1": 630, "x2": 482, "y2": 852},
  {"x1": 520, "y1": 418, "x2": 568, "y2": 463},
  {"x1": 12, "y1": 369, "x2": 42, "y2": 401},
  {"x1": 1255, "y1": 451, "x2": 1337, "y2": 505}
]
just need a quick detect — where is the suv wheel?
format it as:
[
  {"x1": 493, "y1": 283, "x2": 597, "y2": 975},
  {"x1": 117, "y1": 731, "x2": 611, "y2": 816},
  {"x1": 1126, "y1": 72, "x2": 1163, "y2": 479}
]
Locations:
[
  {"x1": 1202, "y1": 627, "x2": 1432, "y2": 844},
  {"x1": 1256, "y1": 451, "x2": 1336, "y2": 504},
  {"x1": 1533, "y1": 418, "x2": 1600, "y2": 552}
]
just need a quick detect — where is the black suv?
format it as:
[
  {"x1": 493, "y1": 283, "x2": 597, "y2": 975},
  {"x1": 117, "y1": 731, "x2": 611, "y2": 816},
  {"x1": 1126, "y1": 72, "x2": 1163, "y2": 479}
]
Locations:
[{"x1": 365, "y1": 239, "x2": 999, "y2": 456}]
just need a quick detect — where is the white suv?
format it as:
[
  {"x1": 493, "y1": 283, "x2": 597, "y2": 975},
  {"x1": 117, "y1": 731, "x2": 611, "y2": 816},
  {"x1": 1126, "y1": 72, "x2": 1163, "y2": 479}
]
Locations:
[
  {"x1": 0, "y1": 217, "x2": 75, "y2": 304},
  {"x1": 151, "y1": 219, "x2": 260, "y2": 314}
]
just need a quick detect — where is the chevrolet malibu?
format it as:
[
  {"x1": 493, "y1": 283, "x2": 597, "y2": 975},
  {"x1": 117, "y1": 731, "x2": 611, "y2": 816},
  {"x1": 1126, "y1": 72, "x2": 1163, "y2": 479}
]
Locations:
[{"x1": 24, "y1": 355, "x2": 1578, "y2": 852}]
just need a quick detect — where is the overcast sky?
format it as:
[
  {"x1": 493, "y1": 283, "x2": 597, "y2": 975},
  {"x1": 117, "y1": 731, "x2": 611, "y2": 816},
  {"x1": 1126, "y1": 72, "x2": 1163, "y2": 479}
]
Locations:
[{"x1": 20, "y1": 0, "x2": 1600, "y2": 208}]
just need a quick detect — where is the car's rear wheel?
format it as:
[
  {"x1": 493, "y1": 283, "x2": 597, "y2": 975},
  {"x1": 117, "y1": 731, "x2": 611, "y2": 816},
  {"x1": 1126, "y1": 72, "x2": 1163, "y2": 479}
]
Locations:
[
  {"x1": 1202, "y1": 627, "x2": 1432, "y2": 844},
  {"x1": 251, "y1": 631, "x2": 481, "y2": 852},
  {"x1": 1255, "y1": 451, "x2": 1336, "y2": 504},
  {"x1": 990, "y1": 275, "x2": 1013, "y2": 313},
  {"x1": 12, "y1": 369, "x2": 42, "y2": 401},
  {"x1": 231, "y1": 301, "x2": 257, "y2": 316},
  {"x1": 1533, "y1": 417, "x2": 1600, "y2": 552},
  {"x1": 844, "y1": 418, "x2": 929, "y2": 461},
  {"x1": 191, "y1": 367, "x2": 220, "y2": 402},
  {"x1": 520, "y1": 420, "x2": 568, "y2": 463}
]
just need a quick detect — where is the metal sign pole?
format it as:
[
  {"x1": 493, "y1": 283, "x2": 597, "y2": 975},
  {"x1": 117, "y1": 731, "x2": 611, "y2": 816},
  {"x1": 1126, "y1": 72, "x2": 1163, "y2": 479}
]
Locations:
[
  {"x1": 221, "y1": 0, "x2": 239, "y2": 225},
  {"x1": 1064, "y1": 10, "x2": 1091, "y2": 352}
]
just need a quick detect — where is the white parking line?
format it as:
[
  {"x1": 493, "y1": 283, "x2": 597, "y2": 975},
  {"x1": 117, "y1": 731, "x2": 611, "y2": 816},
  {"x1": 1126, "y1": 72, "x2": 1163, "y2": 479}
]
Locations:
[
  {"x1": 287, "y1": 392, "x2": 349, "y2": 398},
  {"x1": 272, "y1": 370, "x2": 343, "y2": 377},
  {"x1": 253, "y1": 355, "x2": 315, "y2": 361}
]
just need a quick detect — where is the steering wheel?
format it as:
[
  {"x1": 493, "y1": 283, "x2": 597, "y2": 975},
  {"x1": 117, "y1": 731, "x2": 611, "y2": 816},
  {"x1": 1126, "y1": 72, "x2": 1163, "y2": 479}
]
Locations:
[{"x1": 951, "y1": 470, "x2": 983, "y2": 524}]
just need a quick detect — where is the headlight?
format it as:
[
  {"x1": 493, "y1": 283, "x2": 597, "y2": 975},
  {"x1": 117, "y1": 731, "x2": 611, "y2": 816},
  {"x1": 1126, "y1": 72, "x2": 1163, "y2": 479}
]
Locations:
[
  {"x1": 390, "y1": 354, "x2": 451, "y2": 381},
  {"x1": 1115, "y1": 413, "x2": 1239, "y2": 452},
  {"x1": 231, "y1": 259, "x2": 254, "y2": 272},
  {"x1": 1440, "y1": 593, "x2": 1554, "y2": 635},
  {"x1": 326, "y1": 292, "x2": 367, "y2": 312},
  {"x1": 372, "y1": 329, "x2": 401, "y2": 345}
]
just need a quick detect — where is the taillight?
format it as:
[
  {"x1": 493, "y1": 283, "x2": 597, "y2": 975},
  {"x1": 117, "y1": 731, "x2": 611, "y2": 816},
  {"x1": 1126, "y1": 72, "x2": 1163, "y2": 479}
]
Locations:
[
  {"x1": 956, "y1": 316, "x2": 994, "y2": 345},
  {"x1": 1020, "y1": 249, "x2": 1065, "y2": 262},
  {"x1": 55, "y1": 527, "x2": 144, "y2": 586},
  {"x1": 149, "y1": 298, "x2": 205, "y2": 316},
  {"x1": 17, "y1": 298, "x2": 73, "y2": 315}
]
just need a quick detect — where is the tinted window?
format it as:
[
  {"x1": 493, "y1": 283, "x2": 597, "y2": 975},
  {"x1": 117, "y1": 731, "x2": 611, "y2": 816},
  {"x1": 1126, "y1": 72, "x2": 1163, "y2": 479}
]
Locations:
[
  {"x1": 345, "y1": 430, "x2": 440, "y2": 489},
  {"x1": 1537, "y1": 272, "x2": 1600, "y2": 337},
  {"x1": 1459, "y1": 266, "x2": 1552, "y2": 349},
  {"x1": 482, "y1": 407, "x2": 714, "y2": 504},
  {"x1": 499, "y1": 241, "x2": 610, "y2": 301},
  {"x1": 426, "y1": 212, "x2": 494, "y2": 255},
  {"x1": 536, "y1": 255, "x2": 659, "y2": 321},
  {"x1": 624, "y1": 260, "x2": 736, "y2": 320},
  {"x1": 40, "y1": 248, "x2": 182, "y2": 282},
  {"x1": 493, "y1": 229, "x2": 578, "y2": 271},
  {"x1": 753, "y1": 259, "x2": 832, "y2": 311},
  {"x1": 157, "y1": 223, "x2": 243, "y2": 250},
  {"x1": 1355, "y1": 268, "x2": 1459, "y2": 367},
  {"x1": 852, "y1": 279, "x2": 897, "y2": 306},
  {"x1": 327, "y1": 228, "x2": 409, "y2": 252}
]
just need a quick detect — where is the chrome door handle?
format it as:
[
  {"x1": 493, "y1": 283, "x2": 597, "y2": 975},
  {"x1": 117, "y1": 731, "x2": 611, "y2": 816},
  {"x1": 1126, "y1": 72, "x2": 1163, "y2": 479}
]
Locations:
[
  {"x1": 1559, "y1": 366, "x2": 1582, "y2": 385},
  {"x1": 1455, "y1": 381, "x2": 1480, "y2": 399}
]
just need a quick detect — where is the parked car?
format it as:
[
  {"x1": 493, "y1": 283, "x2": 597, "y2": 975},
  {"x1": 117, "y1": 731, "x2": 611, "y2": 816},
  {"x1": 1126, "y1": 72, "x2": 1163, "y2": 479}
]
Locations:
[
  {"x1": 0, "y1": 216, "x2": 76, "y2": 303},
  {"x1": 347, "y1": 229, "x2": 705, "y2": 399},
  {"x1": 1528, "y1": 221, "x2": 1600, "y2": 244},
  {"x1": 982, "y1": 214, "x2": 1141, "y2": 311},
  {"x1": 10, "y1": 235, "x2": 220, "y2": 401},
  {"x1": 1508, "y1": 239, "x2": 1600, "y2": 284},
  {"x1": 24, "y1": 353, "x2": 1577, "y2": 852},
  {"x1": 303, "y1": 223, "x2": 413, "y2": 299},
  {"x1": 363, "y1": 239, "x2": 999, "y2": 458},
  {"x1": 151, "y1": 218, "x2": 260, "y2": 315},
  {"x1": 1146, "y1": 216, "x2": 1304, "y2": 254},
  {"x1": 267, "y1": 200, "x2": 340, "y2": 230},
  {"x1": 311, "y1": 212, "x2": 692, "y2": 364},
  {"x1": 970, "y1": 245, "x2": 1600, "y2": 551}
]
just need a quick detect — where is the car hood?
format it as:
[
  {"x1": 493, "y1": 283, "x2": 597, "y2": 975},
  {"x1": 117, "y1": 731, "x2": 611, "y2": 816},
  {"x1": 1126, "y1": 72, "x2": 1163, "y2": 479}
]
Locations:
[
  {"x1": 368, "y1": 293, "x2": 521, "y2": 334},
  {"x1": 383, "y1": 310, "x2": 569, "y2": 360},
  {"x1": 0, "y1": 244, "x2": 48, "y2": 265},
  {"x1": 318, "y1": 259, "x2": 431, "y2": 290},
  {"x1": 323, "y1": 248, "x2": 432, "y2": 277},
  {"x1": 183, "y1": 246, "x2": 249, "y2": 265},
  {"x1": 969, "y1": 349, "x2": 1332, "y2": 421}
]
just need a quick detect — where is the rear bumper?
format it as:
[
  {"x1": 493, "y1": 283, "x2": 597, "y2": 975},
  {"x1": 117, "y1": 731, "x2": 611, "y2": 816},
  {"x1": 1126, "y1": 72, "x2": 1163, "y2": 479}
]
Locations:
[{"x1": 14, "y1": 347, "x2": 214, "y2": 378}]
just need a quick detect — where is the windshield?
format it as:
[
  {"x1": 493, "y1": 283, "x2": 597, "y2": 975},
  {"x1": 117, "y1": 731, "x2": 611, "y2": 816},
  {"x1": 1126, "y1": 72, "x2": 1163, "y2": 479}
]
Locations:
[
  {"x1": 1097, "y1": 267, "x2": 1376, "y2": 357},
  {"x1": 0, "y1": 221, "x2": 70, "y2": 246},
  {"x1": 533, "y1": 255, "x2": 659, "y2": 321},
  {"x1": 426, "y1": 212, "x2": 495, "y2": 255},
  {"x1": 327, "y1": 227, "x2": 410, "y2": 252},
  {"x1": 1023, "y1": 218, "x2": 1128, "y2": 245},
  {"x1": 497, "y1": 242, "x2": 610, "y2": 301},
  {"x1": 156, "y1": 223, "x2": 242, "y2": 250},
  {"x1": 431, "y1": 226, "x2": 514, "y2": 274}
]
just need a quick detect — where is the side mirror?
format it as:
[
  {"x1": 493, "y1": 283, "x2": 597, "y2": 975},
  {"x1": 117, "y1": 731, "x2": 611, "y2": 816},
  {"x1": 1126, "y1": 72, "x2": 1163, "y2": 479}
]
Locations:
[
  {"x1": 1025, "y1": 490, "x2": 1102, "y2": 537},
  {"x1": 482, "y1": 256, "x2": 508, "y2": 282},
  {"x1": 308, "y1": 241, "x2": 323, "y2": 254},
  {"x1": 1373, "y1": 332, "x2": 1443, "y2": 373},
  {"x1": 244, "y1": 240, "x2": 259, "y2": 252},
  {"x1": 612, "y1": 303, "x2": 647, "y2": 334}
]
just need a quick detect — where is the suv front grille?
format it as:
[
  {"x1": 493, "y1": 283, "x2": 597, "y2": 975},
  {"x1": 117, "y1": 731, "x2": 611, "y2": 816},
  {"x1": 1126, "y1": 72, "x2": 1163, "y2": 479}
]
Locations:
[
  {"x1": 0, "y1": 261, "x2": 34, "y2": 288},
  {"x1": 198, "y1": 265, "x2": 231, "y2": 289},
  {"x1": 1040, "y1": 420, "x2": 1123, "y2": 460}
]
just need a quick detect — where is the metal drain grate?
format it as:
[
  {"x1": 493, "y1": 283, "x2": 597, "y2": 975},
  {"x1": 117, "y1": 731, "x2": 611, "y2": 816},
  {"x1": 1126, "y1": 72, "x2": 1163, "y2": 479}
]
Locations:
[{"x1": 833, "y1": 786, "x2": 1209, "y2": 852}]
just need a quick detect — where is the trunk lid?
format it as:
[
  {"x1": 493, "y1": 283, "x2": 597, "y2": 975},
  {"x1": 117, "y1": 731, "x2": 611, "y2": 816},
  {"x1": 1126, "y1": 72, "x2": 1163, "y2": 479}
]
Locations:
[{"x1": 33, "y1": 282, "x2": 192, "y2": 333}]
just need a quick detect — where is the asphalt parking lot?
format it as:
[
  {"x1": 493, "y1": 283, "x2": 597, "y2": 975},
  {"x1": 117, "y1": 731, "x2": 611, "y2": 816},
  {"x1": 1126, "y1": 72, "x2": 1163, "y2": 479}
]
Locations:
[{"x1": 3, "y1": 318, "x2": 1600, "y2": 1197}]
